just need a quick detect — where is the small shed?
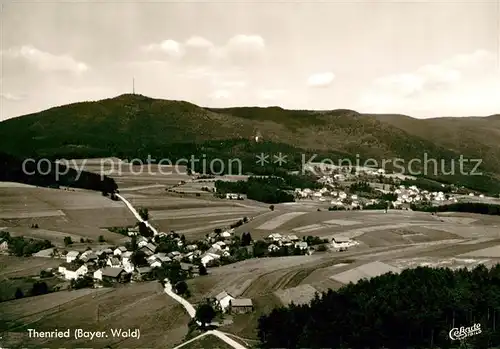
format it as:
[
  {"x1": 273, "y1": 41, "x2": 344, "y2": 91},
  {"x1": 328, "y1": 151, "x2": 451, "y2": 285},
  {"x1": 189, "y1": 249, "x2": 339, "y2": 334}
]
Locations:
[{"x1": 230, "y1": 298, "x2": 253, "y2": 314}]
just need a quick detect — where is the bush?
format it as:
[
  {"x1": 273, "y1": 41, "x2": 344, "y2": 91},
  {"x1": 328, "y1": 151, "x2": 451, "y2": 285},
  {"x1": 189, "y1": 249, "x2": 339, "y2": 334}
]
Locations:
[
  {"x1": 63, "y1": 236, "x2": 73, "y2": 246},
  {"x1": 14, "y1": 287, "x2": 24, "y2": 299}
]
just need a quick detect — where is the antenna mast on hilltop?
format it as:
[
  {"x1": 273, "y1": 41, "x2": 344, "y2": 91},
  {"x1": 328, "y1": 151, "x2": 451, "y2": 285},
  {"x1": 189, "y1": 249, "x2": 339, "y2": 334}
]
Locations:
[{"x1": 132, "y1": 78, "x2": 135, "y2": 94}]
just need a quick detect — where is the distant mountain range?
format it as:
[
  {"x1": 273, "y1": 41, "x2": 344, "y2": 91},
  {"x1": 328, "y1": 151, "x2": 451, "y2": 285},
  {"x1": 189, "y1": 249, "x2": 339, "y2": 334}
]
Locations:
[{"x1": 1, "y1": 94, "x2": 499, "y2": 193}]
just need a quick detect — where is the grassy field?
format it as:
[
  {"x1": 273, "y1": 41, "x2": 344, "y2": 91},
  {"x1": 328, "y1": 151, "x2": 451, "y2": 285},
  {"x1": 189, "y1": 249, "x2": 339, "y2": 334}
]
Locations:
[
  {"x1": 0, "y1": 185, "x2": 134, "y2": 244},
  {"x1": 182, "y1": 210, "x2": 500, "y2": 340},
  {"x1": 0, "y1": 255, "x2": 65, "y2": 302},
  {"x1": 180, "y1": 333, "x2": 235, "y2": 349},
  {"x1": 5, "y1": 177, "x2": 500, "y2": 346},
  {"x1": 0, "y1": 256, "x2": 62, "y2": 278},
  {"x1": 0, "y1": 282, "x2": 190, "y2": 348}
]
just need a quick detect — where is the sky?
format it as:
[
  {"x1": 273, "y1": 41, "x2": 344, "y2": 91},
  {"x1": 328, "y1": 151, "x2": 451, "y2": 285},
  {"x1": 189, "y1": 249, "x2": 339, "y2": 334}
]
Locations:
[{"x1": 0, "y1": 0, "x2": 499, "y2": 120}]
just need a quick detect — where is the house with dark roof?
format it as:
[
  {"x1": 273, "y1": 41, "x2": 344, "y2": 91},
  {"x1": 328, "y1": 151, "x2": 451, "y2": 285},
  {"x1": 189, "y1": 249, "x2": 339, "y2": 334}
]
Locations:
[
  {"x1": 230, "y1": 298, "x2": 253, "y2": 314},
  {"x1": 94, "y1": 267, "x2": 125, "y2": 282},
  {"x1": 107, "y1": 257, "x2": 121, "y2": 267}
]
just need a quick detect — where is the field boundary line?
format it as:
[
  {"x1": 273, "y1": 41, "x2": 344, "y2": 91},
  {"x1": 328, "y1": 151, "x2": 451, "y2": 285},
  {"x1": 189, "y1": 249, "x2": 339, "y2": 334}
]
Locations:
[
  {"x1": 163, "y1": 281, "x2": 247, "y2": 349},
  {"x1": 4, "y1": 288, "x2": 113, "y2": 331},
  {"x1": 172, "y1": 331, "x2": 211, "y2": 349}
]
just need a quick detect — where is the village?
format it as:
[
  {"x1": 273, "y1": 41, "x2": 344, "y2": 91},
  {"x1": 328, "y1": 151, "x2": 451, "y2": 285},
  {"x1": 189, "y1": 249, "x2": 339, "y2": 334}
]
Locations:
[{"x1": 0, "y1": 213, "x2": 359, "y2": 316}]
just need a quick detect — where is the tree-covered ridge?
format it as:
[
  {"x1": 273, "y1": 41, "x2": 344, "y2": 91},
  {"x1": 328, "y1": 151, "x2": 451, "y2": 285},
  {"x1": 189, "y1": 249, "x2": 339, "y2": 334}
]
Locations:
[
  {"x1": 258, "y1": 265, "x2": 500, "y2": 349},
  {"x1": 0, "y1": 152, "x2": 117, "y2": 193},
  {"x1": 1, "y1": 94, "x2": 499, "y2": 193}
]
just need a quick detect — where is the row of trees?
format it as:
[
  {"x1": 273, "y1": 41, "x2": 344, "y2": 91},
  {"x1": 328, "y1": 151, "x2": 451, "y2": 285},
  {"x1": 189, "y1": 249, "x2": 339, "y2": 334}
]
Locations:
[
  {"x1": 0, "y1": 231, "x2": 53, "y2": 257},
  {"x1": 0, "y1": 151, "x2": 118, "y2": 193},
  {"x1": 13, "y1": 280, "x2": 51, "y2": 301},
  {"x1": 412, "y1": 202, "x2": 500, "y2": 215},
  {"x1": 215, "y1": 176, "x2": 296, "y2": 204},
  {"x1": 258, "y1": 265, "x2": 500, "y2": 349}
]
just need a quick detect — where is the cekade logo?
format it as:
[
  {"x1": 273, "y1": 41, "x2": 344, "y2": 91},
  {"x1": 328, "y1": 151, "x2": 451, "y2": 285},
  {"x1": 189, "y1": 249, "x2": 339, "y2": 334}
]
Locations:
[{"x1": 449, "y1": 323, "x2": 482, "y2": 340}]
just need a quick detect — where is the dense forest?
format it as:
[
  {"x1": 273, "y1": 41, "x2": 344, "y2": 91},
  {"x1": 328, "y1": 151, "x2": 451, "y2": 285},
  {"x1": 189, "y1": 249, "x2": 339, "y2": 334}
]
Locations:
[
  {"x1": 214, "y1": 174, "x2": 319, "y2": 204},
  {"x1": 258, "y1": 265, "x2": 500, "y2": 349},
  {"x1": 0, "y1": 152, "x2": 117, "y2": 193},
  {"x1": 412, "y1": 202, "x2": 500, "y2": 215}
]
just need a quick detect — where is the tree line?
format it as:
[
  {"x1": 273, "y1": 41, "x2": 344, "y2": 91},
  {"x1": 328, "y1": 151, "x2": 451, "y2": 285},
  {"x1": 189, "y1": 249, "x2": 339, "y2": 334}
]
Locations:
[
  {"x1": 258, "y1": 265, "x2": 500, "y2": 349},
  {"x1": 0, "y1": 231, "x2": 53, "y2": 257},
  {"x1": 0, "y1": 151, "x2": 118, "y2": 193},
  {"x1": 214, "y1": 176, "x2": 303, "y2": 204},
  {"x1": 412, "y1": 202, "x2": 500, "y2": 215}
]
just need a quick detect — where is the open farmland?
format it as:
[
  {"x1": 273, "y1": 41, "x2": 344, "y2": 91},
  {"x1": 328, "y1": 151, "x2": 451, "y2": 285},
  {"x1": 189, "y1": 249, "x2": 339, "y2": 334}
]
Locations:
[
  {"x1": 72, "y1": 160, "x2": 193, "y2": 188},
  {"x1": 0, "y1": 282, "x2": 190, "y2": 348},
  {"x1": 180, "y1": 333, "x2": 235, "y2": 349},
  {"x1": 0, "y1": 184, "x2": 135, "y2": 244},
  {"x1": 184, "y1": 209, "x2": 500, "y2": 340},
  {"x1": 6, "y1": 174, "x2": 500, "y2": 345},
  {"x1": 0, "y1": 256, "x2": 61, "y2": 278}
]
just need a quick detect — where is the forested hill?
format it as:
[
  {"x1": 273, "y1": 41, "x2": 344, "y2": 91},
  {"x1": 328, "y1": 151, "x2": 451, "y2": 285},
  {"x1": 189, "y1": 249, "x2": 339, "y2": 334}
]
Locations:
[
  {"x1": 1, "y1": 94, "x2": 500, "y2": 192},
  {"x1": 258, "y1": 265, "x2": 500, "y2": 349},
  {"x1": 0, "y1": 152, "x2": 117, "y2": 193}
]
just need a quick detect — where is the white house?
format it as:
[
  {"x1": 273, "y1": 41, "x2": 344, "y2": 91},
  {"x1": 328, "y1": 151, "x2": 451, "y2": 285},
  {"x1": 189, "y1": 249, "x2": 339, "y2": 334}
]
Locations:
[
  {"x1": 294, "y1": 242, "x2": 308, "y2": 250},
  {"x1": 212, "y1": 241, "x2": 227, "y2": 251},
  {"x1": 0, "y1": 239, "x2": 8, "y2": 251},
  {"x1": 114, "y1": 246, "x2": 127, "y2": 256},
  {"x1": 215, "y1": 291, "x2": 235, "y2": 312},
  {"x1": 122, "y1": 259, "x2": 134, "y2": 273},
  {"x1": 93, "y1": 269, "x2": 103, "y2": 280},
  {"x1": 149, "y1": 259, "x2": 162, "y2": 268},
  {"x1": 94, "y1": 267, "x2": 124, "y2": 281},
  {"x1": 64, "y1": 264, "x2": 88, "y2": 280},
  {"x1": 221, "y1": 230, "x2": 232, "y2": 238},
  {"x1": 267, "y1": 233, "x2": 282, "y2": 242},
  {"x1": 66, "y1": 251, "x2": 80, "y2": 263},
  {"x1": 268, "y1": 244, "x2": 280, "y2": 252},
  {"x1": 137, "y1": 236, "x2": 148, "y2": 248},
  {"x1": 201, "y1": 252, "x2": 220, "y2": 266},
  {"x1": 331, "y1": 237, "x2": 359, "y2": 250}
]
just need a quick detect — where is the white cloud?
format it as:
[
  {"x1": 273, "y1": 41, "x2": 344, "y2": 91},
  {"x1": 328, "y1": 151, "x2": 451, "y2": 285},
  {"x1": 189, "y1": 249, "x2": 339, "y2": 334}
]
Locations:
[
  {"x1": 0, "y1": 92, "x2": 25, "y2": 101},
  {"x1": 142, "y1": 34, "x2": 266, "y2": 70},
  {"x1": 185, "y1": 36, "x2": 214, "y2": 49},
  {"x1": 2, "y1": 45, "x2": 88, "y2": 74},
  {"x1": 143, "y1": 39, "x2": 184, "y2": 58},
  {"x1": 307, "y1": 72, "x2": 335, "y2": 88},
  {"x1": 357, "y1": 50, "x2": 500, "y2": 117},
  {"x1": 226, "y1": 34, "x2": 265, "y2": 52},
  {"x1": 209, "y1": 89, "x2": 231, "y2": 99}
]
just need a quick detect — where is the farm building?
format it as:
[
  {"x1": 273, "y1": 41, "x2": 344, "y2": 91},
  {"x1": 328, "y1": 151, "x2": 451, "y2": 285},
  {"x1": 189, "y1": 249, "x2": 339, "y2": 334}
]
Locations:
[
  {"x1": 201, "y1": 252, "x2": 220, "y2": 266},
  {"x1": 0, "y1": 238, "x2": 8, "y2": 251},
  {"x1": 80, "y1": 252, "x2": 98, "y2": 263},
  {"x1": 135, "y1": 266, "x2": 153, "y2": 280},
  {"x1": 215, "y1": 291, "x2": 235, "y2": 312},
  {"x1": 66, "y1": 251, "x2": 80, "y2": 263},
  {"x1": 107, "y1": 257, "x2": 121, "y2": 267},
  {"x1": 95, "y1": 267, "x2": 125, "y2": 282},
  {"x1": 61, "y1": 263, "x2": 88, "y2": 280},
  {"x1": 114, "y1": 246, "x2": 127, "y2": 255},
  {"x1": 230, "y1": 298, "x2": 253, "y2": 314},
  {"x1": 137, "y1": 236, "x2": 148, "y2": 248}
]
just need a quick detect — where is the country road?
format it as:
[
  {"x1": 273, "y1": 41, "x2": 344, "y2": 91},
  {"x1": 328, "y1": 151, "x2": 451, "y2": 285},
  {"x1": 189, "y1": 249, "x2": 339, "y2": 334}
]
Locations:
[
  {"x1": 115, "y1": 193, "x2": 159, "y2": 235},
  {"x1": 116, "y1": 193, "x2": 248, "y2": 349}
]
